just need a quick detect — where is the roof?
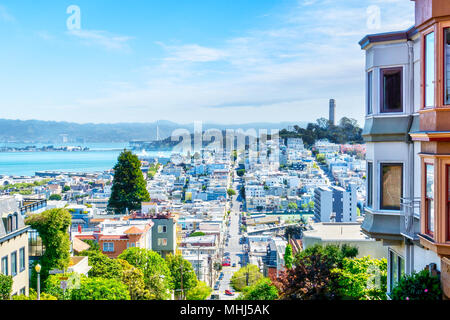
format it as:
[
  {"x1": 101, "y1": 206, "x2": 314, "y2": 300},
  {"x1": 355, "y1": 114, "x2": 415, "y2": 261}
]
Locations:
[
  {"x1": 72, "y1": 237, "x2": 91, "y2": 253},
  {"x1": 359, "y1": 26, "x2": 417, "y2": 49},
  {"x1": 124, "y1": 226, "x2": 144, "y2": 235},
  {"x1": 303, "y1": 222, "x2": 373, "y2": 241}
]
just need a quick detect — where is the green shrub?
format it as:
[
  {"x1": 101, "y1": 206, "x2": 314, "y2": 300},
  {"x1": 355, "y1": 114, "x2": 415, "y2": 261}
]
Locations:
[{"x1": 391, "y1": 270, "x2": 442, "y2": 300}]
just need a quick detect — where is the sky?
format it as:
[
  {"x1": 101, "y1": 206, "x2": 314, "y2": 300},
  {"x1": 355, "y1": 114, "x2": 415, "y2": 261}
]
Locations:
[{"x1": 0, "y1": 0, "x2": 415, "y2": 125}]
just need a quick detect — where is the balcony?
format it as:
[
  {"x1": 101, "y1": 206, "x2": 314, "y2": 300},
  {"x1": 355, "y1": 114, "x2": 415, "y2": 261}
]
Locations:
[{"x1": 400, "y1": 197, "x2": 421, "y2": 241}]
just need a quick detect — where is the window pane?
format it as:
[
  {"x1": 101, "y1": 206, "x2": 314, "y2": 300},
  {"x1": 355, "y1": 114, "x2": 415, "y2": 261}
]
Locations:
[
  {"x1": 367, "y1": 162, "x2": 373, "y2": 207},
  {"x1": 382, "y1": 68, "x2": 402, "y2": 112},
  {"x1": 368, "y1": 71, "x2": 373, "y2": 114},
  {"x1": 446, "y1": 29, "x2": 450, "y2": 105},
  {"x1": 425, "y1": 32, "x2": 435, "y2": 107},
  {"x1": 381, "y1": 164, "x2": 403, "y2": 210},
  {"x1": 426, "y1": 164, "x2": 435, "y2": 234}
]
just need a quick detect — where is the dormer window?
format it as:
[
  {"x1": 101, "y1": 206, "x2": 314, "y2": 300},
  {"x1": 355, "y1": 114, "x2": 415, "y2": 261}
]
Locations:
[{"x1": 380, "y1": 67, "x2": 403, "y2": 113}]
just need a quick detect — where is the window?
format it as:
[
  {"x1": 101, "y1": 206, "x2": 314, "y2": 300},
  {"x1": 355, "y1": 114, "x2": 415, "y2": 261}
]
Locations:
[
  {"x1": 127, "y1": 242, "x2": 136, "y2": 249},
  {"x1": 19, "y1": 247, "x2": 25, "y2": 272},
  {"x1": 445, "y1": 29, "x2": 450, "y2": 105},
  {"x1": 389, "y1": 251, "x2": 405, "y2": 291},
  {"x1": 425, "y1": 164, "x2": 435, "y2": 237},
  {"x1": 20, "y1": 287, "x2": 26, "y2": 296},
  {"x1": 11, "y1": 252, "x2": 17, "y2": 277},
  {"x1": 380, "y1": 163, "x2": 403, "y2": 210},
  {"x1": 368, "y1": 70, "x2": 373, "y2": 114},
  {"x1": 7, "y1": 215, "x2": 12, "y2": 233},
  {"x1": 158, "y1": 238, "x2": 168, "y2": 246},
  {"x1": 158, "y1": 225, "x2": 167, "y2": 234},
  {"x1": 425, "y1": 32, "x2": 435, "y2": 107},
  {"x1": 367, "y1": 162, "x2": 373, "y2": 208},
  {"x1": 448, "y1": 166, "x2": 450, "y2": 241},
  {"x1": 381, "y1": 67, "x2": 403, "y2": 113},
  {"x1": 103, "y1": 242, "x2": 114, "y2": 252},
  {"x1": 1, "y1": 256, "x2": 8, "y2": 276}
]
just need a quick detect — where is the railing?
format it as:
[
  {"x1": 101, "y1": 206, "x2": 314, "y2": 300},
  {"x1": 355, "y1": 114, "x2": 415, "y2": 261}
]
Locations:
[{"x1": 400, "y1": 197, "x2": 421, "y2": 240}]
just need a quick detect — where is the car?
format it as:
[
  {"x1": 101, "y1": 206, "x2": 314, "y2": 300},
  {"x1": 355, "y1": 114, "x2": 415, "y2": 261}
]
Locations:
[
  {"x1": 225, "y1": 290, "x2": 234, "y2": 296},
  {"x1": 214, "y1": 284, "x2": 220, "y2": 290},
  {"x1": 224, "y1": 252, "x2": 230, "y2": 256},
  {"x1": 232, "y1": 263, "x2": 236, "y2": 267},
  {"x1": 222, "y1": 262, "x2": 231, "y2": 267}
]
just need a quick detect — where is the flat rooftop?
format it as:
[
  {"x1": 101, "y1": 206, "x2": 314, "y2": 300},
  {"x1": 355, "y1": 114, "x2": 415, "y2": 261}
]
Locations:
[{"x1": 303, "y1": 222, "x2": 373, "y2": 241}]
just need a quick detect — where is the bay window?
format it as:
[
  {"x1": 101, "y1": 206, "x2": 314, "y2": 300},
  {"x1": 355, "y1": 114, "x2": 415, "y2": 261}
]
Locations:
[
  {"x1": 380, "y1": 163, "x2": 403, "y2": 211},
  {"x1": 425, "y1": 32, "x2": 435, "y2": 107},
  {"x1": 425, "y1": 163, "x2": 434, "y2": 237},
  {"x1": 447, "y1": 165, "x2": 450, "y2": 241},
  {"x1": 381, "y1": 67, "x2": 402, "y2": 113}
]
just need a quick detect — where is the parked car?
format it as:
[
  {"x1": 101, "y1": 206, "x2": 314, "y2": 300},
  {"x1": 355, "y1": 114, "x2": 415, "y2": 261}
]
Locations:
[
  {"x1": 214, "y1": 283, "x2": 220, "y2": 290},
  {"x1": 232, "y1": 263, "x2": 236, "y2": 267},
  {"x1": 222, "y1": 262, "x2": 231, "y2": 267},
  {"x1": 225, "y1": 290, "x2": 234, "y2": 296}
]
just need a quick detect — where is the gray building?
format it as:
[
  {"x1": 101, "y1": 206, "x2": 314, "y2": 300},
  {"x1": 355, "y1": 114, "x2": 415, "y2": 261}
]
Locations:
[{"x1": 314, "y1": 183, "x2": 357, "y2": 223}]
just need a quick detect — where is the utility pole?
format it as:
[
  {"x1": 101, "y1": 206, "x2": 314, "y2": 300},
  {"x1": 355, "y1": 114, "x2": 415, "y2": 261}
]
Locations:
[{"x1": 180, "y1": 261, "x2": 184, "y2": 300}]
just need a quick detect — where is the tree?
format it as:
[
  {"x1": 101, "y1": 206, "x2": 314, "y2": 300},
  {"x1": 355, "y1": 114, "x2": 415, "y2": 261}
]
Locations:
[
  {"x1": 227, "y1": 189, "x2": 236, "y2": 197},
  {"x1": 287, "y1": 202, "x2": 298, "y2": 211},
  {"x1": 294, "y1": 244, "x2": 358, "y2": 269},
  {"x1": 186, "y1": 281, "x2": 212, "y2": 300},
  {"x1": 331, "y1": 256, "x2": 387, "y2": 300},
  {"x1": 284, "y1": 245, "x2": 293, "y2": 269},
  {"x1": 118, "y1": 248, "x2": 173, "y2": 300},
  {"x1": 71, "y1": 276, "x2": 130, "y2": 300},
  {"x1": 391, "y1": 270, "x2": 442, "y2": 300},
  {"x1": 49, "y1": 194, "x2": 62, "y2": 201},
  {"x1": 25, "y1": 208, "x2": 72, "y2": 289},
  {"x1": 237, "y1": 278, "x2": 278, "y2": 300},
  {"x1": 165, "y1": 254, "x2": 198, "y2": 299},
  {"x1": 284, "y1": 224, "x2": 304, "y2": 240},
  {"x1": 231, "y1": 264, "x2": 263, "y2": 292},
  {"x1": 237, "y1": 169, "x2": 246, "y2": 177},
  {"x1": 107, "y1": 150, "x2": 150, "y2": 214},
  {"x1": 274, "y1": 251, "x2": 337, "y2": 300},
  {"x1": 118, "y1": 259, "x2": 153, "y2": 300},
  {"x1": 83, "y1": 250, "x2": 123, "y2": 279},
  {"x1": 63, "y1": 185, "x2": 71, "y2": 192},
  {"x1": 0, "y1": 274, "x2": 12, "y2": 300}
]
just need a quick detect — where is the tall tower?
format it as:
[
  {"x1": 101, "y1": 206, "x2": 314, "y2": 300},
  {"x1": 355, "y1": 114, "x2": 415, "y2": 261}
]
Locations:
[{"x1": 329, "y1": 99, "x2": 336, "y2": 125}]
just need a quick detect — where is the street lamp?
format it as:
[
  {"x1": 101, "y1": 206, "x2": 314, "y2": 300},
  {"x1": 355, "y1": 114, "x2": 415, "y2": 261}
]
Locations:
[{"x1": 35, "y1": 264, "x2": 41, "y2": 300}]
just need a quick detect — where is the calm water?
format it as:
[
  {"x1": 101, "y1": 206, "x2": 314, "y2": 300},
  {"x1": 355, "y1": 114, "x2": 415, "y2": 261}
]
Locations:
[{"x1": 0, "y1": 143, "x2": 172, "y2": 177}]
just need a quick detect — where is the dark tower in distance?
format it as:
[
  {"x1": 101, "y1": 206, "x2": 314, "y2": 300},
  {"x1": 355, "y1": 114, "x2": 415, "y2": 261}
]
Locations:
[{"x1": 329, "y1": 99, "x2": 336, "y2": 126}]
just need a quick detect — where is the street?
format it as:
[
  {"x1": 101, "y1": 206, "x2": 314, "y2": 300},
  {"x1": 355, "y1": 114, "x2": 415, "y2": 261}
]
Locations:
[{"x1": 213, "y1": 179, "x2": 246, "y2": 300}]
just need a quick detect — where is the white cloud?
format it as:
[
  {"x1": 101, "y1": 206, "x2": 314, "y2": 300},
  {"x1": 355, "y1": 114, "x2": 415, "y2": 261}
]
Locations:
[
  {"x1": 0, "y1": 5, "x2": 14, "y2": 22},
  {"x1": 68, "y1": 29, "x2": 134, "y2": 52}
]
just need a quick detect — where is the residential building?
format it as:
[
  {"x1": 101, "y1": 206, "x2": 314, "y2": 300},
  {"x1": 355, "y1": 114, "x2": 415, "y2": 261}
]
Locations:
[
  {"x1": 0, "y1": 196, "x2": 30, "y2": 297},
  {"x1": 360, "y1": 0, "x2": 450, "y2": 298},
  {"x1": 314, "y1": 184, "x2": 357, "y2": 223}
]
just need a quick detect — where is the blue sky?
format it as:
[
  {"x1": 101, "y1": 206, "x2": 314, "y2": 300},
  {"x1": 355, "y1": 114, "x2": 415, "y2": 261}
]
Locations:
[{"x1": 0, "y1": 0, "x2": 415, "y2": 125}]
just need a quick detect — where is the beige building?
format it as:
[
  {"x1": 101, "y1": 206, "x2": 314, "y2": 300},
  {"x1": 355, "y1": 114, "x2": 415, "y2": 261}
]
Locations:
[
  {"x1": 0, "y1": 196, "x2": 30, "y2": 297},
  {"x1": 302, "y1": 222, "x2": 386, "y2": 259}
]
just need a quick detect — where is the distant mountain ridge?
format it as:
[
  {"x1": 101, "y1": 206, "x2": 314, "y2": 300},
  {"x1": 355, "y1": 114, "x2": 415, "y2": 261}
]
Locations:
[{"x1": 0, "y1": 119, "x2": 307, "y2": 143}]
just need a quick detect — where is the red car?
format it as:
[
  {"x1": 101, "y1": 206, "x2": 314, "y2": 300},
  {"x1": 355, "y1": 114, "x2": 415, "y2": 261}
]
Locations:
[
  {"x1": 222, "y1": 262, "x2": 231, "y2": 267},
  {"x1": 225, "y1": 290, "x2": 234, "y2": 296}
]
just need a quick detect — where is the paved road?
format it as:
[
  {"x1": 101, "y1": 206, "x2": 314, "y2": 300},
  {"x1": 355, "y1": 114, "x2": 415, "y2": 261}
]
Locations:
[{"x1": 214, "y1": 180, "x2": 244, "y2": 300}]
